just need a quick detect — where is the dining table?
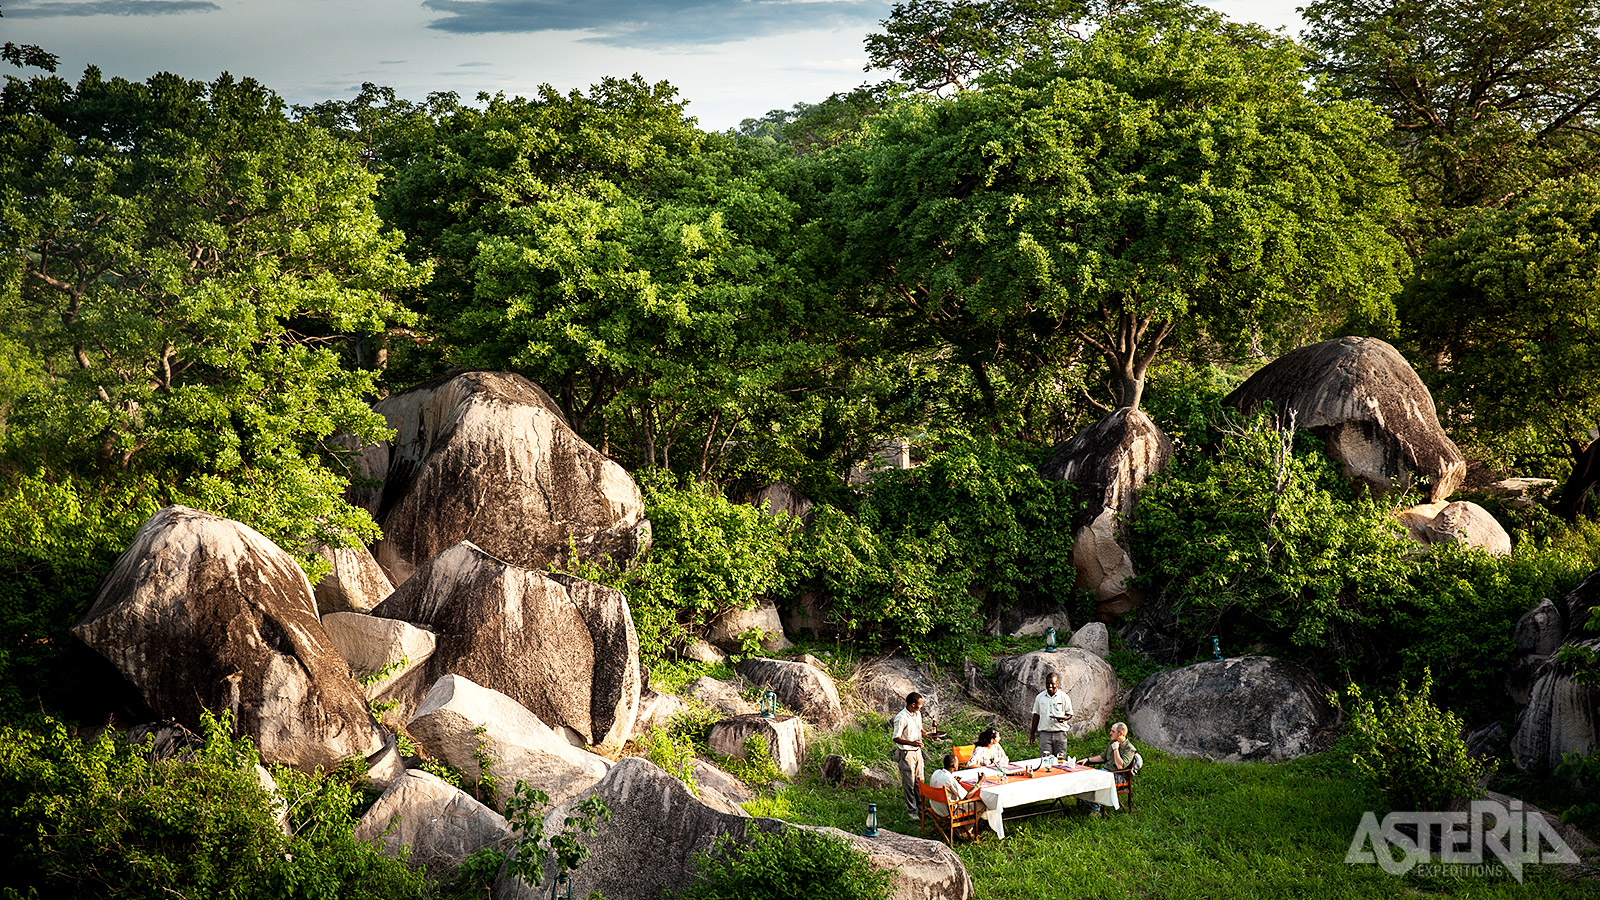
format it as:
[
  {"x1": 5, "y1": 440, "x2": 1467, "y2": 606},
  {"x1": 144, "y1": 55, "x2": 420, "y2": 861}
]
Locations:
[{"x1": 953, "y1": 757, "x2": 1119, "y2": 839}]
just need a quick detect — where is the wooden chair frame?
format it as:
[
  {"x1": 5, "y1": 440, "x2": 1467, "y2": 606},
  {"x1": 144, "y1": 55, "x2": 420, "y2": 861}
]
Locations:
[
  {"x1": 918, "y1": 780, "x2": 984, "y2": 844},
  {"x1": 1107, "y1": 754, "x2": 1141, "y2": 812}
]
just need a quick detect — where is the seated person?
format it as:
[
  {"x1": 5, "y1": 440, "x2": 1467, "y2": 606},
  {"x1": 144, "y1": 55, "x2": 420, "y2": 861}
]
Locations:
[
  {"x1": 1086, "y1": 721, "x2": 1138, "y2": 778},
  {"x1": 967, "y1": 727, "x2": 1009, "y2": 769},
  {"x1": 927, "y1": 752, "x2": 986, "y2": 817},
  {"x1": 1082, "y1": 721, "x2": 1139, "y2": 815}
]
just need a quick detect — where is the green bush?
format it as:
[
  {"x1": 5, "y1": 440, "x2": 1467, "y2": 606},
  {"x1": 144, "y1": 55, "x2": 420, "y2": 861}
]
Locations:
[
  {"x1": 674, "y1": 827, "x2": 893, "y2": 900},
  {"x1": 0, "y1": 711, "x2": 427, "y2": 899},
  {"x1": 1339, "y1": 669, "x2": 1493, "y2": 812},
  {"x1": 569, "y1": 473, "x2": 796, "y2": 663},
  {"x1": 1128, "y1": 413, "x2": 1600, "y2": 720},
  {"x1": 792, "y1": 438, "x2": 1079, "y2": 661}
]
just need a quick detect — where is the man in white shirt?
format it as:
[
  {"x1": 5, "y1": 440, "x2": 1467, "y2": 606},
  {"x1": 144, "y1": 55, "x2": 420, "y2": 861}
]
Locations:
[
  {"x1": 927, "y1": 751, "x2": 985, "y2": 819},
  {"x1": 1029, "y1": 672, "x2": 1073, "y2": 759},
  {"x1": 890, "y1": 692, "x2": 926, "y2": 820}
]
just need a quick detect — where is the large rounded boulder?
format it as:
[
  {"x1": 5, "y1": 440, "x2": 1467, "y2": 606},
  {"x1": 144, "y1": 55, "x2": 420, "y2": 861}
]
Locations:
[
  {"x1": 346, "y1": 371, "x2": 648, "y2": 585},
  {"x1": 1126, "y1": 656, "x2": 1339, "y2": 762},
  {"x1": 994, "y1": 649, "x2": 1120, "y2": 737},
  {"x1": 1224, "y1": 337, "x2": 1466, "y2": 501},
  {"x1": 1512, "y1": 570, "x2": 1600, "y2": 771},
  {"x1": 72, "y1": 506, "x2": 387, "y2": 771},
  {"x1": 370, "y1": 541, "x2": 640, "y2": 754},
  {"x1": 734, "y1": 657, "x2": 843, "y2": 727},
  {"x1": 496, "y1": 757, "x2": 973, "y2": 900},
  {"x1": 1040, "y1": 407, "x2": 1173, "y2": 619}
]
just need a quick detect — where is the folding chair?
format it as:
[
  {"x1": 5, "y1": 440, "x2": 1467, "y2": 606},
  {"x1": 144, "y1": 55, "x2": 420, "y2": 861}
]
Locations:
[
  {"x1": 918, "y1": 780, "x2": 984, "y2": 844},
  {"x1": 1107, "y1": 751, "x2": 1143, "y2": 813}
]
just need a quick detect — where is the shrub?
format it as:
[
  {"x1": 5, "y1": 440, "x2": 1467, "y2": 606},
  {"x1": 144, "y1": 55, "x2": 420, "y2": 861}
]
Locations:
[
  {"x1": 792, "y1": 438, "x2": 1079, "y2": 661},
  {"x1": 639, "y1": 725, "x2": 699, "y2": 795},
  {"x1": 1339, "y1": 669, "x2": 1493, "y2": 812},
  {"x1": 674, "y1": 827, "x2": 893, "y2": 900},
  {"x1": 0, "y1": 711, "x2": 427, "y2": 899},
  {"x1": 566, "y1": 473, "x2": 796, "y2": 664}
]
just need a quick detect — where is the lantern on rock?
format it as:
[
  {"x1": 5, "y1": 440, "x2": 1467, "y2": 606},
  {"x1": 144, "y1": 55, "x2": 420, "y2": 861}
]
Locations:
[
  {"x1": 865, "y1": 802, "x2": 879, "y2": 837},
  {"x1": 760, "y1": 690, "x2": 777, "y2": 718},
  {"x1": 550, "y1": 874, "x2": 572, "y2": 900},
  {"x1": 1045, "y1": 626, "x2": 1057, "y2": 652}
]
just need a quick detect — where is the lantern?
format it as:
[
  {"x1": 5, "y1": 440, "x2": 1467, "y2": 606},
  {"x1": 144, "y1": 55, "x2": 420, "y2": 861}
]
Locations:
[
  {"x1": 1045, "y1": 626, "x2": 1057, "y2": 652},
  {"x1": 760, "y1": 690, "x2": 777, "y2": 718},
  {"x1": 1212, "y1": 635, "x2": 1223, "y2": 660},
  {"x1": 865, "y1": 802, "x2": 879, "y2": 837},
  {"x1": 550, "y1": 873, "x2": 572, "y2": 900}
]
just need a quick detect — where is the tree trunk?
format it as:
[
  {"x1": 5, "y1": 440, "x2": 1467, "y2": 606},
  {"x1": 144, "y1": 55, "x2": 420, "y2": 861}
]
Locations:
[{"x1": 1557, "y1": 439, "x2": 1600, "y2": 520}]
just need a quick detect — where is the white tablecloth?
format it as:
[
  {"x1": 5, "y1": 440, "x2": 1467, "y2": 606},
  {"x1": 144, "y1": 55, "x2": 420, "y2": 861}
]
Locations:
[{"x1": 955, "y1": 758, "x2": 1119, "y2": 839}]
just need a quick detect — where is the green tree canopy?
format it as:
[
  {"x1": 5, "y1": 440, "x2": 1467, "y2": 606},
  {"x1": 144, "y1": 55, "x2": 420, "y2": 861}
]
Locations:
[
  {"x1": 1398, "y1": 174, "x2": 1600, "y2": 508},
  {"x1": 823, "y1": 21, "x2": 1410, "y2": 417},
  {"x1": 0, "y1": 68, "x2": 427, "y2": 550},
  {"x1": 377, "y1": 77, "x2": 860, "y2": 483},
  {"x1": 1303, "y1": 0, "x2": 1600, "y2": 218}
]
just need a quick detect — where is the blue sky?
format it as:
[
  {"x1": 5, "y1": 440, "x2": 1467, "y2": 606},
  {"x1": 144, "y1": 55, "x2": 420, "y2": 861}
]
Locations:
[{"x1": 1, "y1": 1, "x2": 1306, "y2": 130}]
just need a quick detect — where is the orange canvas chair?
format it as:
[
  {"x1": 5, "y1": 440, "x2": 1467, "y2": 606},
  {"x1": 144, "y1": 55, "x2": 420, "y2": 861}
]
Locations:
[
  {"x1": 918, "y1": 780, "x2": 984, "y2": 844},
  {"x1": 952, "y1": 744, "x2": 976, "y2": 767}
]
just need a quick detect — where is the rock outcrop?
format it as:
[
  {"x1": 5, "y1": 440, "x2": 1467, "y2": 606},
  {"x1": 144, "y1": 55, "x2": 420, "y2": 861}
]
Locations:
[
  {"x1": 993, "y1": 650, "x2": 1120, "y2": 737},
  {"x1": 320, "y1": 612, "x2": 437, "y2": 697},
  {"x1": 1068, "y1": 622, "x2": 1110, "y2": 658},
  {"x1": 1126, "y1": 656, "x2": 1340, "y2": 762},
  {"x1": 498, "y1": 758, "x2": 972, "y2": 900},
  {"x1": 1512, "y1": 572, "x2": 1600, "y2": 771},
  {"x1": 1224, "y1": 337, "x2": 1466, "y2": 502},
  {"x1": 685, "y1": 677, "x2": 755, "y2": 717},
  {"x1": 355, "y1": 769, "x2": 510, "y2": 873},
  {"x1": 310, "y1": 542, "x2": 394, "y2": 614},
  {"x1": 746, "y1": 482, "x2": 814, "y2": 523},
  {"x1": 1394, "y1": 500, "x2": 1511, "y2": 556},
  {"x1": 735, "y1": 657, "x2": 843, "y2": 727},
  {"x1": 346, "y1": 371, "x2": 648, "y2": 585},
  {"x1": 857, "y1": 656, "x2": 942, "y2": 720},
  {"x1": 370, "y1": 542, "x2": 640, "y2": 754},
  {"x1": 72, "y1": 506, "x2": 387, "y2": 772},
  {"x1": 706, "y1": 600, "x2": 793, "y2": 652},
  {"x1": 706, "y1": 714, "x2": 808, "y2": 778},
  {"x1": 1041, "y1": 407, "x2": 1173, "y2": 619},
  {"x1": 407, "y1": 675, "x2": 611, "y2": 812}
]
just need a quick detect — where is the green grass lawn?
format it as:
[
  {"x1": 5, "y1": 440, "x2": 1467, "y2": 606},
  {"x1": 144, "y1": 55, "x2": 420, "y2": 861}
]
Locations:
[{"x1": 741, "y1": 717, "x2": 1593, "y2": 898}]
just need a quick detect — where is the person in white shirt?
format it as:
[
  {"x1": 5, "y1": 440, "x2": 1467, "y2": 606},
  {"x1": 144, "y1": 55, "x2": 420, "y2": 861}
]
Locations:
[
  {"x1": 890, "y1": 692, "x2": 926, "y2": 820},
  {"x1": 1029, "y1": 672, "x2": 1074, "y2": 758},
  {"x1": 927, "y1": 752, "x2": 985, "y2": 818},
  {"x1": 967, "y1": 726, "x2": 1009, "y2": 769}
]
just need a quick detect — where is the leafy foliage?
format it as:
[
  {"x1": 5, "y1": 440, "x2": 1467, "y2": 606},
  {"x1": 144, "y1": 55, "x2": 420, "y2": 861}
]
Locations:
[
  {"x1": 1399, "y1": 175, "x2": 1600, "y2": 486},
  {"x1": 1304, "y1": 0, "x2": 1600, "y2": 217},
  {"x1": 0, "y1": 711, "x2": 427, "y2": 899},
  {"x1": 831, "y1": 17, "x2": 1410, "y2": 415},
  {"x1": 674, "y1": 828, "x2": 893, "y2": 900},
  {"x1": 447, "y1": 782, "x2": 611, "y2": 898},
  {"x1": 0, "y1": 68, "x2": 423, "y2": 557},
  {"x1": 1339, "y1": 670, "x2": 1493, "y2": 812},
  {"x1": 795, "y1": 439, "x2": 1079, "y2": 660}
]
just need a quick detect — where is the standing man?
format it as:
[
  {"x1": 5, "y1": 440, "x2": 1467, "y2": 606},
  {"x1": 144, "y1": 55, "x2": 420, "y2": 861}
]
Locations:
[
  {"x1": 891, "y1": 692, "x2": 926, "y2": 820},
  {"x1": 1029, "y1": 672, "x2": 1073, "y2": 759}
]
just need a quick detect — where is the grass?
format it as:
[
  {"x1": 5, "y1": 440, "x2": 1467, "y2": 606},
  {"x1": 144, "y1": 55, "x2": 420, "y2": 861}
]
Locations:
[{"x1": 742, "y1": 720, "x2": 1594, "y2": 898}]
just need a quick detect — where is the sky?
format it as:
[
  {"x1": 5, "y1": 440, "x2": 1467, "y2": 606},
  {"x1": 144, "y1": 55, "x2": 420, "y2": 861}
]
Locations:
[{"x1": 2, "y1": 1, "x2": 1307, "y2": 131}]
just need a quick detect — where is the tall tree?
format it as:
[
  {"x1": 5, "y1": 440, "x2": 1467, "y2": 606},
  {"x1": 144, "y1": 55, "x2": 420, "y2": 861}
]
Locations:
[
  {"x1": 0, "y1": 69, "x2": 427, "y2": 548},
  {"x1": 1303, "y1": 0, "x2": 1600, "y2": 217},
  {"x1": 1398, "y1": 175, "x2": 1600, "y2": 514},
  {"x1": 379, "y1": 78, "x2": 843, "y2": 482},
  {"x1": 864, "y1": 0, "x2": 1216, "y2": 95},
  {"x1": 826, "y1": 21, "x2": 1410, "y2": 415}
]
